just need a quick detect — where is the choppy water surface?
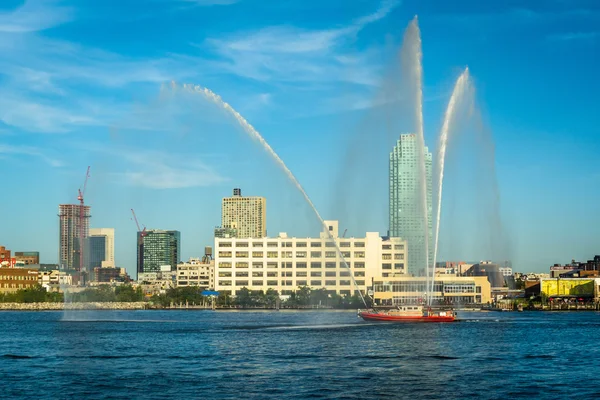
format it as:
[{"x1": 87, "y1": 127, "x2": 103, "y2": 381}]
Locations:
[{"x1": 1, "y1": 310, "x2": 598, "y2": 399}]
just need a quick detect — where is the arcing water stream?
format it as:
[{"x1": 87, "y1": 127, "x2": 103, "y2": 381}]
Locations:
[
  {"x1": 173, "y1": 83, "x2": 368, "y2": 308},
  {"x1": 429, "y1": 68, "x2": 472, "y2": 299}
]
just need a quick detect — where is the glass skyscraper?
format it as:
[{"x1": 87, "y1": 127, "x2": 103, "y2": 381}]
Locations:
[
  {"x1": 137, "y1": 230, "x2": 181, "y2": 275},
  {"x1": 389, "y1": 134, "x2": 433, "y2": 276}
]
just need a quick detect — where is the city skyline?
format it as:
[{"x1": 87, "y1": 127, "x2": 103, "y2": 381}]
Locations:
[{"x1": 2, "y1": 0, "x2": 599, "y2": 274}]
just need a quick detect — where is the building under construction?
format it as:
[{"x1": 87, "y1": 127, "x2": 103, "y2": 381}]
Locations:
[{"x1": 58, "y1": 204, "x2": 91, "y2": 271}]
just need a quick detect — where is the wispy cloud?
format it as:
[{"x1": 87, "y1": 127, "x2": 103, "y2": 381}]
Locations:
[
  {"x1": 0, "y1": 0, "x2": 73, "y2": 33},
  {"x1": 201, "y1": 0, "x2": 399, "y2": 86},
  {"x1": 85, "y1": 143, "x2": 228, "y2": 189},
  {"x1": 548, "y1": 31, "x2": 600, "y2": 41},
  {"x1": 177, "y1": 0, "x2": 239, "y2": 5},
  {"x1": 0, "y1": 144, "x2": 64, "y2": 167}
]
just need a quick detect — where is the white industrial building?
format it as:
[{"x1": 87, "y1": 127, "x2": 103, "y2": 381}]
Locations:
[{"x1": 214, "y1": 220, "x2": 407, "y2": 296}]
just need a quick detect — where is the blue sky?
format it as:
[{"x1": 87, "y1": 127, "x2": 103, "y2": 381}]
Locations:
[{"x1": 1, "y1": 0, "x2": 599, "y2": 275}]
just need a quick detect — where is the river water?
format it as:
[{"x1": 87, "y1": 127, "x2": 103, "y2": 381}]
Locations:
[{"x1": 0, "y1": 310, "x2": 598, "y2": 399}]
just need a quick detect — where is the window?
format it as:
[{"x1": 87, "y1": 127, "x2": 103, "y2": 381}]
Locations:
[
  {"x1": 236, "y1": 271, "x2": 249, "y2": 277},
  {"x1": 235, "y1": 262, "x2": 248, "y2": 268},
  {"x1": 252, "y1": 252, "x2": 263, "y2": 258},
  {"x1": 382, "y1": 254, "x2": 392, "y2": 260},
  {"x1": 310, "y1": 242, "x2": 322, "y2": 248},
  {"x1": 382, "y1": 263, "x2": 392, "y2": 270},
  {"x1": 325, "y1": 252, "x2": 336, "y2": 258},
  {"x1": 251, "y1": 280, "x2": 262, "y2": 286},
  {"x1": 219, "y1": 242, "x2": 232, "y2": 248},
  {"x1": 219, "y1": 262, "x2": 232, "y2": 268},
  {"x1": 296, "y1": 251, "x2": 307, "y2": 258},
  {"x1": 354, "y1": 271, "x2": 365, "y2": 277},
  {"x1": 219, "y1": 280, "x2": 232, "y2": 286},
  {"x1": 325, "y1": 271, "x2": 336, "y2": 277},
  {"x1": 267, "y1": 262, "x2": 278, "y2": 269},
  {"x1": 267, "y1": 252, "x2": 278, "y2": 258},
  {"x1": 238, "y1": 242, "x2": 248, "y2": 247},
  {"x1": 282, "y1": 242, "x2": 292, "y2": 248},
  {"x1": 325, "y1": 242, "x2": 336, "y2": 247},
  {"x1": 354, "y1": 262, "x2": 365, "y2": 269},
  {"x1": 325, "y1": 262, "x2": 336, "y2": 269},
  {"x1": 252, "y1": 271, "x2": 263, "y2": 277},
  {"x1": 311, "y1": 262, "x2": 322, "y2": 269},
  {"x1": 354, "y1": 252, "x2": 365, "y2": 258},
  {"x1": 310, "y1": 251, "x2": 321, "y2": 258},
  {"x1": 325, "y1": 280, "x2": 336, "y2": 286},
  {"x1": 382, "y1": 244, "x2": 392, "y2": 250},
  {"x1": 340, "y1": 271, "x2": 350, "y2": 277},
  {"x1": 340, "y1": 242, "x2": 350, "y2": 247},
  {"x1": 252, "y1": 262, "x2": 263, "y2": 268},
  {"x1": 296, "y1": 271, "x2": 307, "y2": 277},
  {"x1": 253, "y1": 242, "x2": 263, "y2": 247},
  {"x1": 355, "y1": 280, "x2": 365, "y2": 286},
  {"x1": 267, "y1": 242, "x2": 278, "y2": 248},
  {"x1": 311, "y1": 280, "x2": 322, "y2": 286},
  {"x1": 311, "y1": 271, "x2": 322, "y2": 277},
  {"x1": 476, "y1": 286, "x2": 482, "y2": 293},
  {"x1": 297, "y1": 280, "x2": 307, "y2": 286},
  {"x1": 218, "y1": 251, "x2": 232, "y2": 258},
  {"x1": 394, "y1": 254, "x2": 404, "y2": 260},
  {"x1": 235, "y1": 280, "x2": 249, "y2": 286},
  {"x1": 282, "y1": 271, "x2": 293, "y2": 277},
  {"x1": 219, "y1": 271, "x2": 232, "y2": 277},
  {"x1": 394, "y1": 244, "x2": 404, "y2": 250},
  {"x1": 267, "y1": 271, "x2": 278, "y2": 277},
  {"x1": 339, "y1": 280, "x2": 351, "y2": 286},
  {"x1": 235, "y1": 251, "x2": 248, "y2": 258},
  {"x1": 394, "y1": 263, "x2": 404, "y2": 270},
  {"x1": 281, "y1": 262, "x2": 293, "y2": 269},
  {"x1": 282, "y1": 251, "x2": 293, "y2": 258},
  {"x1": 341, "y1": 252, "x2": 351, "y2": 258},
  {"x1": 354, "y1": 242, "x2": 365, "y2": 247},
  {"x1": 296, "y1": 242, "x2": 307, "y2": 247},
  {"x1": 296, "y1": 262, "x2": 307, "y2": 269}
]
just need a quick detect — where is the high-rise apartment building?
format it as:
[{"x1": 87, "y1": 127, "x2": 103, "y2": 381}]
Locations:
[
  {"x1": 137, "y1": 230, "x2": 181, "y2": 276},
  {"x1": 58, "y1": 204, "x2": 91, "y2": 271},
  {"x1": 389, "y1": 134, "x2": 432, "y2": 275},
  {"x1": 85, "y1": 228, "x2": 115, "y2": 269},
  {"x1": 221, "y1": 188, "x2": 266, "y2": 238}
]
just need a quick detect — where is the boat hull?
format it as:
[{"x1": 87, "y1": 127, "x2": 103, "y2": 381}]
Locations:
[{"x1": 359, "y1": 312, "x2": 456, "y2": 323}]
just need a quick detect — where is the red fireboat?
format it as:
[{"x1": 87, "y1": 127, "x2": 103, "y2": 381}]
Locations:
[{"x1": 358, "y1": 305, "x2": 457, "y2": 323}]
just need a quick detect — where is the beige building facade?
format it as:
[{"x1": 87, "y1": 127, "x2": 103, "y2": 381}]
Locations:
[
  {"x1": 177, "y1": 258, "x2": 215, "y2": 290},
  {"x1": 221, "y1": 188, "x2": 266, "y2": 238},
  {"x1": 215, "y1": 220, "x2": 407, "y2": 296},
  {"x1": 372, "y1": 275, "x2": 491, "y2": 306}
]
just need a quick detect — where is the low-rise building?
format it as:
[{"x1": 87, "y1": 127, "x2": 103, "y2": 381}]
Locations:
[
  {"x1": 215, "y1": 220, "x2": 408, "y2": 297},
  {"x1": 540, "y1": 277, "x2": 597, "y2": 301},
  {"x1": 39, "y1": 270, "x2": 72, "y2": 291},
  {"x1": 0, "y1": 267, "x2": 39, "y2": 292},
  {"x1": 138, "y1": 267, "x2": 176, "y2": 296},
  {"x1": 372, "y1": 275, "x2": 491, "y2": 306},
  {"x1": 14, "y1": 251, "x2": 40, "y2": 265},
  {"x1": 177, "y1": 258, "x2": 215, "y2": 290}
]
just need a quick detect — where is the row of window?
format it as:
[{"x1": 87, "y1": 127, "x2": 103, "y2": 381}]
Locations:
[
  {"x1": 218, "y1": 271, "x2": 364, "y2": 278},
  {"x1": 219, "y1": 241, "x2": 367, "y2": 248},
  {"x1": 218, "y1": 280, "x2": 366, "y2": 287},
  {"x1": 218, "y1": 261, "x2": 366, "y2": 269},
  {"x1": 218, "y1": 251, "x2": 370, "y2": 259},
  {"x1": 0, "y1": 275, "x2": 38, "y2": 281}
]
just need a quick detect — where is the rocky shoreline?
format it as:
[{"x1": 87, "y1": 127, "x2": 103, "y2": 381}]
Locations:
[{"x1": 0, "y1": 302, "x2": 148, "y2": 310}]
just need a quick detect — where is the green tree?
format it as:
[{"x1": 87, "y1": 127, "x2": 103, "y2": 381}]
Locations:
[
  {"x1": 235, "y1": 287, "x2": 253, "y2": 308},
  {"x1": 265, "y1": 289, "x2": 279, "y2": 308}
]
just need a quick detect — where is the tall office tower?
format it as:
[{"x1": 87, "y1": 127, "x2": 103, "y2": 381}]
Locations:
[
  {"x1": 221, "y1": 188, "x2": 266, "y2": 238},
  {"x1": 85, "y1": 228, "x2": 115, "y2": 269},
  {"x1": 58, "y1": 204, "x2": 91, "y2": 271},
  {"x1": 389, "y1": 134, "x2": 433, "y2": 275},
  {"x1": 136, "y1": 230, "x2": 181, "y2": 275}
]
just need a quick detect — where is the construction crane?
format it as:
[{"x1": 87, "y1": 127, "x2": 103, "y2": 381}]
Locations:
[
  {"x1": 77, "y1": 166, "x2": 91, "y2": 273},
  {"x1": 131, "y1": 209, "x2": 147, "y2": 237},
  {"x1": 342, "y1": 229, "x2": 347, "y2": 238}
]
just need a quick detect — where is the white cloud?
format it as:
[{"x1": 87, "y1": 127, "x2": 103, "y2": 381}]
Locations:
[
  {"x1": 85, "y1": 144, "x2": 228, "y2": 189},
  {"x1": 0, "y1": 144, "x2": 64, "y2": 166},
  {"x1": 0, "y1": 0, "x2": 72, "y2": 33},
  {"x1": 202, "y1": 1, "x2": 399, "y2": 86}
]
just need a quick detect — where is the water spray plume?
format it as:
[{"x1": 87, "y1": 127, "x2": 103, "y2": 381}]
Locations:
[
  {"x1": 173, "y1": 82, "x2": 368, "y2": 308},
  {"x1": 430, "y1": 67, "x2": 471, "y2": 299}
]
